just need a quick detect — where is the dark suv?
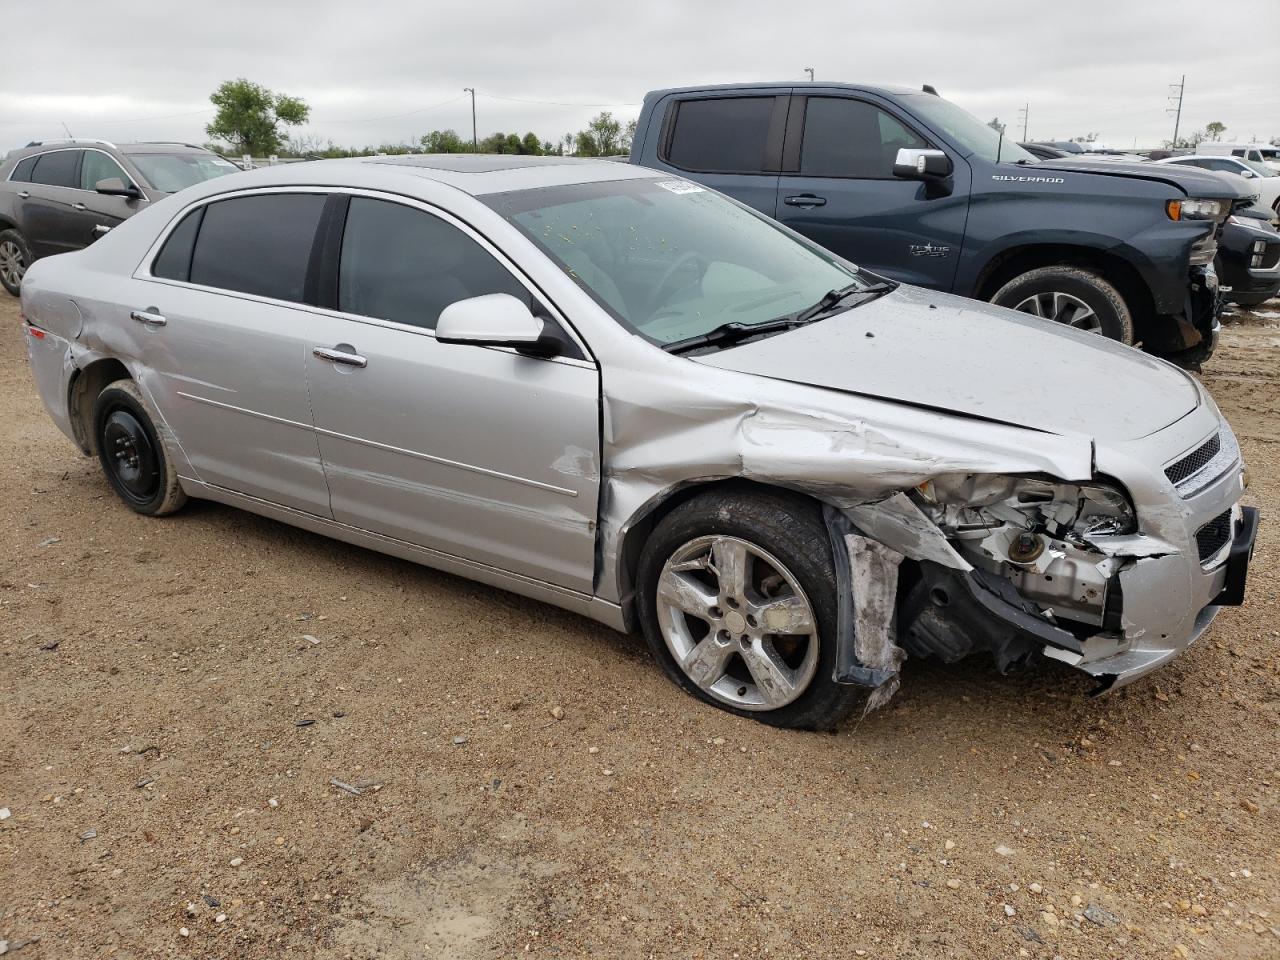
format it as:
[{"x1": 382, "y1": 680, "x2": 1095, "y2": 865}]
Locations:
[{"x1": 0, "y1": 139, "x2": 238, "y2": 296}]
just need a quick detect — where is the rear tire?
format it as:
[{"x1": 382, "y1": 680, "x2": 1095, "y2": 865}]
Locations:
[
  {"x1": 991, "y1": 266, "x2": 1134, "y2": 343},
  {"x1": 92, "y1": 379, "x2": 187, "y2": 516},
  {"x1": 636, "y1": 487, "x2": 868, "y2": 730},
  {"x1": 0, "y1": 228, "x2": 32, "y2": 297}
]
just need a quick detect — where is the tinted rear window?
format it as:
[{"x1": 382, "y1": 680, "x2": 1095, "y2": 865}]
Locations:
[
  {"x1": 30, "y1": 150, "x2": 80, "y2": 188},
  {"x1": 10, "y1": 156, "x2": 37, "y2": 182},
  {"x1": 665, "y1": 97, "x2": 775, "y2": 174},
  {"x1": 189, "y1": 193, "x2": 325, "y2": 302},
  {"x1": 152, "y1": 208, "x2": 205, "y2": 282}
]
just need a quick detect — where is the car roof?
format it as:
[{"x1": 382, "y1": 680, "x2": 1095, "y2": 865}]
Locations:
[
  {"x1": 644, "y1": 81, "x2": 925, "y2": 100},
  {"x1": 175, "y1": 153, "x2": 663, "y2": 198}
]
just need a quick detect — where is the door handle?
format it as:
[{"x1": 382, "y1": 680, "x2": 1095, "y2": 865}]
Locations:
[
  {"x1": 17, "y1": 190, "x2": 30, "y2": 199},
  {"x1": 313, "y1": 346, "x2": 368, "y2": 368},
  {"x1": 784, "y1": 194, "x2": 827, "y2": 208},
  {"x1": 130, "y1": 308, "x2": 167, "y2": 326},
  {"x1": 72, "y1": 202, "x2": 87, "y2": 211}
]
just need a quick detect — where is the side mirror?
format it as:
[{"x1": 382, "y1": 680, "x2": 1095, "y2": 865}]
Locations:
[
  {"x1": 1240, "y1": 169, "x2": 1258, "y2": 179},
  {"x1": 893, "y1": 148, "x2": 953, "y2": 181},
  {"x1": 436, "y1": 293, "x2": 560, "y2": 357},
  {"x1": 95, "y1": 177, "x2": 141, "y2": 197}
]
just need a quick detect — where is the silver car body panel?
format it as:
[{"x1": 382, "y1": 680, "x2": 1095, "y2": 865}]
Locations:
[{"x1": 19, "y1": 156, "x2": 1250, "y2": 700}]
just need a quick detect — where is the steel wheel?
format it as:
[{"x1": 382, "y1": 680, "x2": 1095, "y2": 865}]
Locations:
[
  {"x1": 655, "y1": 535, "x2": 819, "y2": 711},
  {"x1": 1012, "y1": 290, "x2": 1101, "y2": 331},
  {"x1": 101, "y1": 408, "x2": 161, "y2": 505},
  {"x1": 0, "y1": 239, "x2": 25, "y2": 290}
]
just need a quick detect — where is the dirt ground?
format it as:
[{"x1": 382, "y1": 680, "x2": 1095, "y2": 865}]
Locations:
[{"x1": 0, "y1": 293, "x2": 1277, "y2": 960}]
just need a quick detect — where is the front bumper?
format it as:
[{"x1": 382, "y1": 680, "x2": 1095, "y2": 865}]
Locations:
[{"x1": 1146, "y1": 264, "x2": 1221, "y2": 369}]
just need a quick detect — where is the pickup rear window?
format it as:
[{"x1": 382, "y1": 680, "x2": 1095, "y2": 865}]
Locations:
[{"x1": 664, "y1": 97, "x2": 776, "y2": 174}]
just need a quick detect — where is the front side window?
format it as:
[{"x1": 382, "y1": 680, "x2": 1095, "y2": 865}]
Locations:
[
  {"x1": 798, "y1": 98, "x2": 929, "y2": 179},
  {"x1": 188, "y1": 193, "x2": 326, "y2": 302},
  {"x1": 127, "y1": 153, "x2": 238, "y2": 193},
  {"x1": 485, "y1": 178, "x2": 868, "y2": 348},
  {"x1": 30, "y1": 150, "x2": 81, "y2": 188},
  {"x1": 898, "y1": 93, "x2": 1036, "y2": 164},
  {"x1": 337, "y1": 197, "x2": 529, "y2": 330},
  {"x1": 664, "y1": 97, "x2": 776, "y2": 174},
  {"x1": 80, "y1": 151, "x2": 132, "y2": 191}
]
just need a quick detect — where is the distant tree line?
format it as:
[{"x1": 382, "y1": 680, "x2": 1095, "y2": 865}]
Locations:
[{"x1": 202, "y1": 78, "x2": 636, "y2": 159}]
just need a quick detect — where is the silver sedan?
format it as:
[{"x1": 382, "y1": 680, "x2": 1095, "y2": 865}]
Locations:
[{"x1": 20, "y1": 155, "x2": 1257, "y2": 728}]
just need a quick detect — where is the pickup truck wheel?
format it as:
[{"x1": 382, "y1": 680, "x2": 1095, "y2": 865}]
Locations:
[
  {"x1": 636, "y1": 487, "x2": 868, "y2": 731},
  {"x1": 0, "y1": 229, "x2": 32, "y2": 297},
  {"x1": 991, "y1": 266, "x2": 1134, "y2": 343},
  {"x1": 92, "y1": 379, "x2": 187, "y2": 516}
]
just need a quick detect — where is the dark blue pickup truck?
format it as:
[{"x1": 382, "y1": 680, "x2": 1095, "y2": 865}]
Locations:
[{"x1": 630, "y1": 83, "x2": 1255, "y2": 367}]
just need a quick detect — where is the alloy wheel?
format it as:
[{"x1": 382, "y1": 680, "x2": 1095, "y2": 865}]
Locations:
[
  {"x1": 655, "y1": 535, "x2": 819, "y2": 711},
  {"x1": 1012, "y1": 290, "x2": 1101, "y2": 332},
  {"x1": 0, "y1": 240, "x2": 25, "y2": 290}
]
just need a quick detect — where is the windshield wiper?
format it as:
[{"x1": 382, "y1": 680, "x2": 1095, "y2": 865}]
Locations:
[
  {"x1": 792, "y1": 280, "x2": 894, "y2": 325},
  {"x1": 663, "y1": 317, "x2": 812, "y2": 355},
  {"x1": 662, "y1": 280, "x2": 896, "y2": 355}
]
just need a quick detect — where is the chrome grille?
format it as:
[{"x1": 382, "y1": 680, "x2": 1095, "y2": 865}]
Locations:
[
  {"x1": 1195, "y1": 510, "x2": 1233, "y2": 563},
  {"x1": 1166, "y1": 434, "x2": 1221, "y2": 485}
]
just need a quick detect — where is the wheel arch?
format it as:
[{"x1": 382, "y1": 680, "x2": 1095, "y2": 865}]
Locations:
[
  {"x1": 613, "y1": 477, "x2": 826, "y2": 633},
  {"x1": 67, "y1": 356, "x2": 133, "y2": 455},
  {"x1": 972, "y1": 242, "x2": 1155, "y2": 335}
]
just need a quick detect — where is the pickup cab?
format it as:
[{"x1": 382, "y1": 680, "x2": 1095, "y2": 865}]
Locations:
[{"x1": 630, "y1": 83, "x2": 1255, "y2": 367}]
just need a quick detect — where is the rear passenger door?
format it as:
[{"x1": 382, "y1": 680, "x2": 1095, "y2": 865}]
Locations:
[
  {"x1": 774, "y1": 95, "x2": 970, "y2": 290},
  {"x1": 134, "y1": 190, "x2": 333, "y2": 516},
  {"x1": 640, "y1": 93, "x2": 789, "y2": 217},
  {"x1": 18, "y1": 149, "x2": 86, "y2": 257},
  {"x1": 302, "y1": 194, "x2": 601, "y2": 592}
]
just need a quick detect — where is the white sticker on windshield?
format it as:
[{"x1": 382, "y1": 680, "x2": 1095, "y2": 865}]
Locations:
[{"x1": 655, "y1": 179, "x2": 704, "y2": 195}]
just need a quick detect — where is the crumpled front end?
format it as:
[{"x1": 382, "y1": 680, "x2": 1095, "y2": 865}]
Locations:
[{"x1": 887, "y1": 414, "x2": 1255, "y2": 695}]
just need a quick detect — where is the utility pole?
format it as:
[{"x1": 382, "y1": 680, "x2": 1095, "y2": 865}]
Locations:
[
  {"x1": 1017, "y1": 102, "x2": 1029, "y2": 141},
  {"x1": 804, "y1": 67, "x2": 814, "y2": 82},
  {"x1": 1167, "y1": 75, "x2": 1185, "y2": 149},
  {"x1": 463, "y1": 87, "x2": 477, "y2": 152}
]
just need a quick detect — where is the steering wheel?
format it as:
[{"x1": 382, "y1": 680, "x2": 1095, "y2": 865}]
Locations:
[{"x1": 647, "y1": 251, "x2": 708, "y2": 318}]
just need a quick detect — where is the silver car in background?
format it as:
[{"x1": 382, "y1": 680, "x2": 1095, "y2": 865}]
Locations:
[{"x1": 19, "y1": 155, "x2": 1258, "y2": 728}]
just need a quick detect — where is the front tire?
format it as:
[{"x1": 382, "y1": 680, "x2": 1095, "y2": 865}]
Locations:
[
  {"x1": 0, "y1": 229, "x2": 32, "y2": 297},
  {"x1": 636, "y1": 487, "x2": 868, "y2": 730},
  {"x1": 92, "y1": 379, "x2": 187, "y2": 516},
  {"x1": 991, "y1": 266, "x2": 1134, "y2": 343}
]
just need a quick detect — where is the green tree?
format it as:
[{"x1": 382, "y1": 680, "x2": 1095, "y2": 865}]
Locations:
[
  {"x1": 205, "y1": 78, "x2": 309, "y2": 156},
  {"x1": 1205, "y1": 121, "x2": 1227, "y2": 142},
  {"x1": 520, "y1": 132, "x2": 543, "y2": 155},
  {"x1": 575, "y1": 111, "x2": 624, "y2": 156},
  {"x1": 421, "y1": 129, "x2": 470, "y2": 153}
]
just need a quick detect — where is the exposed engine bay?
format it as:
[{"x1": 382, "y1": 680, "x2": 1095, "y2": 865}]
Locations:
[{"x1": 916, "y1": 474, "x2": 1135, "y2": 631}]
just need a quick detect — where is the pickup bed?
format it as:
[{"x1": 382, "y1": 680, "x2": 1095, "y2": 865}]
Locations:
[{"x1": 630, "y1": 83, "x2": 1256, "y2": 367}]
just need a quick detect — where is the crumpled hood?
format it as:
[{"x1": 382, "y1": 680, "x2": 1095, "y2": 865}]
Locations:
[{"x1": 696, "y1": 285, "x2": 1202, "y2": 442}]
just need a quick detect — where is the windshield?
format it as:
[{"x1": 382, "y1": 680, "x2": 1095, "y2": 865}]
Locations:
[
  {"x1": 483, "y1": 178, "x2": 870, "y2": 346},
  {"x1": 127, "y1": 152, "x2": 239, "y2": 193},
  {"x1": 899, "y1": 94, "x2": 1036, "y2": 164}
]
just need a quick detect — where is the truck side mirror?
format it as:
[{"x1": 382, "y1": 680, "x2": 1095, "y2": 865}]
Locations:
[{"x1": 893, "y1": 148, "x2": 953, "y2": 181}]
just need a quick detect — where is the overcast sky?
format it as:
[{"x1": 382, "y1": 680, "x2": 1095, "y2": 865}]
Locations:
[{"x1": 3, "y1": 0, "x2": 1277, "y2": 154}]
